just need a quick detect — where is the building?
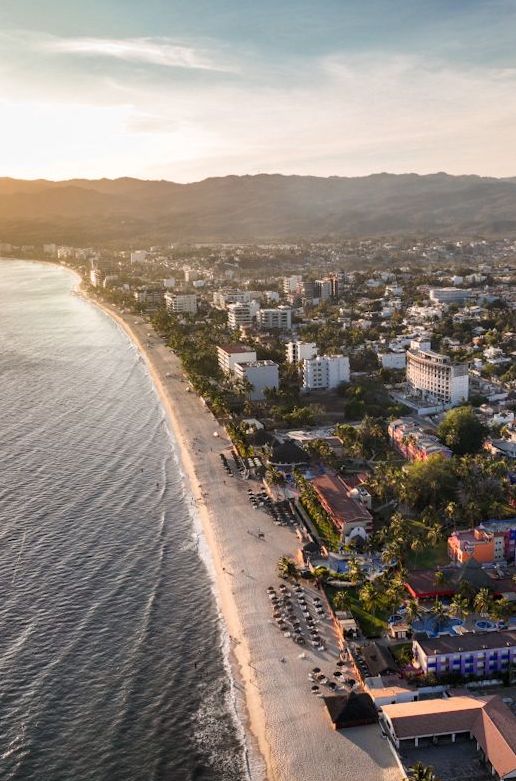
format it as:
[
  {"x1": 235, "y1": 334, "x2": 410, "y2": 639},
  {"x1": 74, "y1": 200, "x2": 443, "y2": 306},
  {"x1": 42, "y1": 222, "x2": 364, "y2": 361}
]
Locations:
[
  {"x1": 311, "y1": 474, "x2": 373, "y2": 538},
  {"x1": 377, "y1": 350, "x2": 407, "y2": 370},
  {"x1": 164, "y1": 293, "x2": 197, "y2": 314},
  {"x1": 217, "y1": 344, "x2": 257, "y2": 374},
  {"x1": 257, "y1": 306, "x2": 292, "y2": 331},
  {"x1": 314, "y1": 278, "x2": 333, "y2": 300},
  {"x1": 283, "y1": 275, "x2": 303, "y2": 294},
  {"x1": 133, "y1": 288, "x2": 164, "y2": 307},
  {"x1": 303, "y1": 355, "x2": 350, "y2": 391},
  {"x1": 382, "y1": 695, "x2": 516, "y2": 780},
  {"x1": 406, "y1": 347, "x2": 469, "y2": 406},
  {"x1": 233, "y1": 360, "x2": 279, "y2": 401},
  {"x1": 227, "y1": 302, "x2": 254, "y2": 330},
  {"x1": 412, "y1": 630, "x2": 516, "y2": 677},
  {"x1": 429, "y1": 287, "x2": 472, "y2": 304},
  {"x1": 286, "y1": 341, "x2": 318, "y2": 364},
  {"x1": 130, "y1": 250, "x2": 148, "y2": 264},
  {"x1": 388, "y1": 418, "x2": 452, "y2": 461},
  {"x1": 448, "y1": 528, "x2": 505, "y2": 565},
  {"x1": 213, "y1": 290, "x2": 251, "y2": 309},
  {"x1": 322, "y1": 692, "x2": 378, "y2": 730}
]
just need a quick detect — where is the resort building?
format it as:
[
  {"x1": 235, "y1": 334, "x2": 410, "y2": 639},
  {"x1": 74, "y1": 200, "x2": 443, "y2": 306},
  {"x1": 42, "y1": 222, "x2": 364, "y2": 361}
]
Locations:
[
  {"x1": 322, "y1": 692, "x2": 377, "y2": 730},
  {"x1": 388, "y1": 418, "x2": 452, "y2": 461},
  {"x1": 381, "y1": 695, "x2": 516, "y2": 780},
  {"x1": 164, "y1": 292, "x2": 198, "y2": 314},
  {"x1": 233, "y1": 360, "x2": 279, "y2": 401},
  {"x1": 406, "y1": 347, "x2": 469, "y2": 406},
  {"x1": 412, "y1": 630, "x2": 516, "y2": 677},
  {"x1": 286, "y1": 340, "x2": 318, "y2": 364},
  {"x1": 302, "y1": 354, "x2": 350, "y2": 391},
  {"x1": 311, "y1": 474, "x2": 373, "y2": 539},
  {"x1": 448, "y1": 528, "x2": 505, "y2": 565},
  {"x1": 217, "y1": 344, "x2": 257, "y2": 374},
  {"x1": 257, "y1": 306, "x2": 292, "y2": 331}
]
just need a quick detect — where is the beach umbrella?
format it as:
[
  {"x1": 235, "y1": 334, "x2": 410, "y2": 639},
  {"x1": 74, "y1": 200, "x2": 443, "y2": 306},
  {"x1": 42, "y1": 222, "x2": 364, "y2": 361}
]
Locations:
[
  {"x1": 312, "y1": 667, "x2": 321, "y2": 673},
  {"x1": 311, "y1": 685, "x2": 319, "y2": 692}
]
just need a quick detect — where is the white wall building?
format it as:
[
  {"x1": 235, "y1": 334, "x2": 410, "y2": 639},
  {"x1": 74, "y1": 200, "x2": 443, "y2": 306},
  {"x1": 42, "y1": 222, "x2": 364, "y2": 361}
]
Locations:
[
  {"x1": 162, "y1": 278, "x2": 176, "y2": 288},
  {"x1": 257, "y1": 306, "x2": 292, "y2": 330},
  {"x1": 283, "y1": 275, "x2": 303, "y2": 294},
  {"x1": 164, "y1": 293, "x2": 197, "y2": 314},
  {"x1": 233, "y1": 361, "x2": 279, "y2": 401},
  {"x1": 286, "y1": 340, "x2": 318, "y2": 364},
  {"x1": 377, "y1": 351, "x2": 406, "y2": 370},
  {"x1": 217, "y1": 344, "x2": 257, "y2": 374},
  {"x1": 130, "y1": 250, "x2": 148, "y2": 264},
  {"x1": 303, "y1": 355, "x2": 350, "y2": 391},
  {"x1": 429, "y1": 287, "x2": 472, "y2": 304},
  {"x1": 227, "y1": 301, "x2": 259, "y2": 329},
  {"x1": 406, "y1": 347, "x2": 469, "y2": 406}
]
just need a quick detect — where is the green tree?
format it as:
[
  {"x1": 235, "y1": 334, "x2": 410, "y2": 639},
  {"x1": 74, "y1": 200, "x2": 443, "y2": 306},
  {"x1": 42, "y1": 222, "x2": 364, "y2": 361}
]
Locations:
[
  {"x1": 358, "y1": 582, "x2": 377, "y2": 614},
  {"x1": 277, "y1": 555, "x2": 298, "y2": 580},
  {"x1": 405, "y1": 598, "x2": 422, "y2": 624},
  {"x1": 437, "y1": 406, "x2": 488, "y2": 455},
  {"x1": 407, "y1": 762, "x2": 438, "y2": 781},
  {"x1": 333, "y1": 591, "x2": 351, "y2": 612},
  {"x1": 449, "y1": 594, "x2": 470, "y2": 619},
  {"x1": 474, "y1": 588, "x2": 493, "y2": 617}
]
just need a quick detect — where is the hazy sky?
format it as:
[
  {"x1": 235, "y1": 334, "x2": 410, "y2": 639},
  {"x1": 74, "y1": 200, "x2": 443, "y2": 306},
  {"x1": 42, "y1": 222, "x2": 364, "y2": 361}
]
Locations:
[{"x1": 2, "y1": 0, "x2": 516, "y2": 181}]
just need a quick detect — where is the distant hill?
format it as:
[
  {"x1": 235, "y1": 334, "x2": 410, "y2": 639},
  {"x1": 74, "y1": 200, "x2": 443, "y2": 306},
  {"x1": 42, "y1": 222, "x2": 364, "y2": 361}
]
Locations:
[{"x1": 1, "y1": 172, "x2": 516, "y2": 244}]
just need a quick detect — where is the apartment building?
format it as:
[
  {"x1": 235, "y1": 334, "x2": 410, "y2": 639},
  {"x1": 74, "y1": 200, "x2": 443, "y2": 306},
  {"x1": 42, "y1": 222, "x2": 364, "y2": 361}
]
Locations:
[
  {"x1": 164, "y1": 292, "x2": 197, "y2": 314},
  {"x1": 227, "y1": 302, "x2": 254, "y2": 329},
  {"x1": 377, "y1": 350, "x2": 406, "y2": 370},
  {"x1": 303, "y1": 355, "x2": 350, "y2": 391},
  {"x1": 406, "y1": 347, "x2": 469, "y2": 405},
  {"x1": 429, "y1": 287, "x2": 472, "y2": 305},
  {"x1": 257, "y1": 306, "x2": 292, "y2": 331},
  {"x1": 233, "y1": 360, "x2": 279, "y2": 401},
  {"x1": 286, "y1": 340, "x2": 318, "y2": 364},
  {"x1": 217, "y1": 344, "x2": 257, "y2": 374},
  {"x1": 283, "y1": 275, "x2": 303, "y2": 294}
]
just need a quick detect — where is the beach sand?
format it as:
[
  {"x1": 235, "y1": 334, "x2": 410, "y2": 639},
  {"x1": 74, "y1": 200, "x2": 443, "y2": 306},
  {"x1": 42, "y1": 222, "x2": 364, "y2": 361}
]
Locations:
[{"x1": 85, "y1": 294, "x2": 402, "y2": 781}]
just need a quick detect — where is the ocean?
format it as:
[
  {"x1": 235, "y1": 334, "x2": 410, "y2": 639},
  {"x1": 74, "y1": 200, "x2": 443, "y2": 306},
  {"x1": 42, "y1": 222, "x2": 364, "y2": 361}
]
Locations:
[{"x1": 0, "y1": 260, "x2": 247, "y2": 781}]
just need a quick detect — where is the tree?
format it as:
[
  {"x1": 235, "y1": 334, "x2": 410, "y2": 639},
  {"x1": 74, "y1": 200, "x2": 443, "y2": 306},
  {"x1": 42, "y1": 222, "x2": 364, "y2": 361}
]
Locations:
[
  {"x1": 358, "y1": 582, "x2": 377, "y2": 614},
  {"x1": 449, "y1": 594, "x2": 470, "y2": 619},
  {"x1": 437, "y1": 406, "x2": 488, "y2": 455},
  {"x1": 405, "y1": 598, "x2": 422, "y2": 624},
  {"x1": 434, "y1": 570, "x2": 446, "y2": 586},
  {"x1": 490, "y1": 597, "x2": 512, "y2": 622},
  {"x1": 399, "y1": 456, "x2": 458, "y2": 512},
  {"x1": 347, "y1": 557, "x2": 364, "y2": 585},
  {"x1": 408, "y1": 762, "x2": 438, "y2": 781},
  {"x1": 333, "y1": 591, "x2": 350, "y2": 612},
  {"x1": 474, "y1": 587, "x2": 493, "y2": 617},
  {"x1": 432, "y1": 598, "x2": 448, "y2": 633},
  {"x1": 277, "y1": 556, "x2": 298, "y2": 580}
]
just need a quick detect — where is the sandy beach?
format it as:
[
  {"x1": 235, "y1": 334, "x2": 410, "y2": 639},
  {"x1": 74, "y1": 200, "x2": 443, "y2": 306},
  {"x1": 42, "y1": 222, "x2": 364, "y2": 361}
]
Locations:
[{"x1": 84, "y1": 291, "x2": 402, "y2": 781}]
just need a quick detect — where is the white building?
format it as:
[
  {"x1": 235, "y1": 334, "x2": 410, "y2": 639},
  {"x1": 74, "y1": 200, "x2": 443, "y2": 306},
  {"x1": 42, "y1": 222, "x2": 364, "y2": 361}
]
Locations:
[
  {"x1": 377, "y1": 351, "x2": 406, "y2": 370},
  {"x1": 233, "y1": 361, "x2": 279, "y2": 401},
  {"x1": 314, "y1": 279, "x2": 333, "y2": 300},
  {"x1": 257, "y1": 306, "x2": 292, "y2": 330},
  {"x1": 406, "y1": 347, "x2": 469, "y2": 406},
  {"x1": 303, "y1": 355, "x2": 350, "y2": 391},
  {"x1": 227, "y1": 301, "x2": 258, "y2": 330},
  {"x1": 283, "y1": 275, "x2": 303, "y2": 294},
  {"x1": 162, "y1": 278, "x2": 176, "y2": 288},
  {"x1": 130, "y1": 250, "x2": 148, "y2": 264},
  {"x1": 286, "y1": 340, "x2": 318, "y2": 364},
  {"x1": 429, "y1": 287, "x2": 472, "y2": 305},
  {"x1": 217, "y1": 344, "x2": 257, "y2": 374},
  {"x1": 164, "y1": 293, "x2": 197, "y2": 314}
]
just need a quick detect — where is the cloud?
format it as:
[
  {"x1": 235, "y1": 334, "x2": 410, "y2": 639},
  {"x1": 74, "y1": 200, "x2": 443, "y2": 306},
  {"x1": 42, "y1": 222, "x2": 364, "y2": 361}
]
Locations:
[{"x1": 33, "y1": 35, "x2": 234, "y2": 72}]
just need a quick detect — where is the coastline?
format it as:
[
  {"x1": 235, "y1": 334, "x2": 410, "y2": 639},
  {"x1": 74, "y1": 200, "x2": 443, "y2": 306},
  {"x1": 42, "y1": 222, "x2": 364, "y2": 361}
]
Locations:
[
  {"x1": 78, "y1": 286, "x2": 271, "y2": 781},
  {"x1": 55, "y1": 266, "x2": 401, "y2": 781}
]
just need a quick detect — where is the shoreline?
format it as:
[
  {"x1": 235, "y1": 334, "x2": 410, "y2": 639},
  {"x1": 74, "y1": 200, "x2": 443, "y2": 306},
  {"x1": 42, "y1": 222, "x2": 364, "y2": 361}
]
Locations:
[
  {"x1": 9, "y1": 259, "x2": 401, "y2": 781},
  {"x1": 78, "y1": 287, "x2": 272, "y2": 781}
]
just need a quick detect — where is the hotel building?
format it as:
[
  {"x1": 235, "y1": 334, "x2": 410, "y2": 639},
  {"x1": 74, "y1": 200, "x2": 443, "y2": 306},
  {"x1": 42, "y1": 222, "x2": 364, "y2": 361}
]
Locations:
[
  {"x1": 286, "y1": 340, "x2": 318, "y2": 364},
  {"x1": 413, "y1": 631, "x2": 516, "y2": 678},
  {"x1": 217, "y1": 344, "x2": 257, "y2": 374},
  {"x1": 406, "y1": 347, "x2": 469, "y2": 406},
  {"x1": 164, "y1": 293, "x2": 198, "y2": 314},
  {"x1": 233, "y1": 360, "x2": 279, "y2": 401},
  {"x1": 303, "y1": 355, "x2": 350, "y2": 391}
]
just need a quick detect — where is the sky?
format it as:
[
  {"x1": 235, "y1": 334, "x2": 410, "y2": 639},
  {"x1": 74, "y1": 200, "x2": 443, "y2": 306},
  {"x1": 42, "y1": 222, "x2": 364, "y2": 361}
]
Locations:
[{"x1": 1, "y1": 0, "x2": 516, "y2": 181}]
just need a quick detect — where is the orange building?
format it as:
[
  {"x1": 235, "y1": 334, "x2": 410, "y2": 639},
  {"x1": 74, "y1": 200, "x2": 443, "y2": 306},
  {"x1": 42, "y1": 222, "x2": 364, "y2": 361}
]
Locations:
[{"x1": 447, "y1": 528, "x2": 498, "y2": 565}]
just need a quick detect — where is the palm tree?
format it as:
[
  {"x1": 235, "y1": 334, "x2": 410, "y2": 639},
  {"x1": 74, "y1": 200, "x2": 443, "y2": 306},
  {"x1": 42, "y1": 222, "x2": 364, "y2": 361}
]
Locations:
[
  {"x1": 358, "y1": 582, "x2": 377, "y2": 614},
  {"x1": 449, "y1": 594, "x2": 470, "y2": 620},
  {"x1": 426, "y1": 523, "x2": 443, "y2": 547},
  {"x1": 490, "y1": 597, "x2": 512, "y2": 622},
  {"x1": 434, "y1": 570, "x2": 446, "y2": 586},
  {"x1": 277, "y1": 556, "x2": 298, "y2": 581},
  {"x1": 410, "y1": 536, "x2": 426, "y2": 564},
  {"x1": 432, "y1": 598, "x2": 448, "y2": 633},
  {"x1": 405, "y1": 598, "x2": 422, "y2": 625},
  {"x1": 474, "y1": 588, "x2": 493, "y2": 617},
  {"x1": 333, "y1": 591, "x2": 350, "y2": 612},
  {"x1": 347, "y1": 557, "x2": 364, "y2": 585},
  {"x1": 408, "y1": 762, "x2": 437, "y2": 781}
]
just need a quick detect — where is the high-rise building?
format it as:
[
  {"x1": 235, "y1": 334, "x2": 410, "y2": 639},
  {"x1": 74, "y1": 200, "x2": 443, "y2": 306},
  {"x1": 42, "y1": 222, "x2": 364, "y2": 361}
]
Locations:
[
  {"x1": 257, "y1": 306, "x2": 292, "y2": 330},
  {"x1": 406, "y1": 347, "x2": 469, "y2": 406},
  {"x1": 283, "y1": 275, "x2": 303, "y2": 294},
  {"x1": 286, "y1": 341, "x2": 318, "y2": 364},
  {"x1": 303, "y1": 355, "x2": 350, "y2": 390},
  {"x1": 233, "y1": 360, "x2": 279, "y2": 401},
  {"x1": 217, "y1": 344, "x2": 257, "y2": 374},
  {"x1": 227, "y1": 302, "x2": 254, "y2": 329},
  {"x1": 164, "y1": 292, "x2": 198, "y2": 314}
]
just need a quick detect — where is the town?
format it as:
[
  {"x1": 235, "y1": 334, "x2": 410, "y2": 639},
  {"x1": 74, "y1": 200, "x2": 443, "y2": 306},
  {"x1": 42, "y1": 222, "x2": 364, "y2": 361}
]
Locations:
[{"x1": 6, "y1": 236, "x2": 516, "y2": 781}]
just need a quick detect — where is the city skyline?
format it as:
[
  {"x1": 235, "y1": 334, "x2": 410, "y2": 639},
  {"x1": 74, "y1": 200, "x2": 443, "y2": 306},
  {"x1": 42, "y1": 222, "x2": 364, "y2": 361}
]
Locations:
[{"x1": 2, "y1": 0, "x2": 516, "y2": 181}]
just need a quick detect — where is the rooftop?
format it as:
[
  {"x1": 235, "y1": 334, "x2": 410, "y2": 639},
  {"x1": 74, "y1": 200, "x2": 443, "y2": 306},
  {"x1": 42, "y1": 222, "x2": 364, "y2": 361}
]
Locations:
[
  {"x1": 416, "y1": 629, "x2": 516, "y2": 656},
  {"x1": 311, "y1": 474, "x2": 372, "y2": 526},
  {"x1": 217, "y1": 343, "x2": 255, "y2": 354}
]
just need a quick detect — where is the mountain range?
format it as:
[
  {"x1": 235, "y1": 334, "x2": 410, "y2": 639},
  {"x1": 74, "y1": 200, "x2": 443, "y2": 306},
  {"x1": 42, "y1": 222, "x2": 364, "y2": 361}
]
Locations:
[{"x1": 1, "y1": 172, "x2": 516, "y2": 245}]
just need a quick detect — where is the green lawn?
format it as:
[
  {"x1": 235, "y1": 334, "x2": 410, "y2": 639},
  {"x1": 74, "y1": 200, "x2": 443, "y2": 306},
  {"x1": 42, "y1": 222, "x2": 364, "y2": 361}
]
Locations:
[
  {"x1": 405, "y1": 538, "x2": 449, "y2": 570},
  {"x1": 327, "y1": 585, "x2": 390, "y2": 639}
]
